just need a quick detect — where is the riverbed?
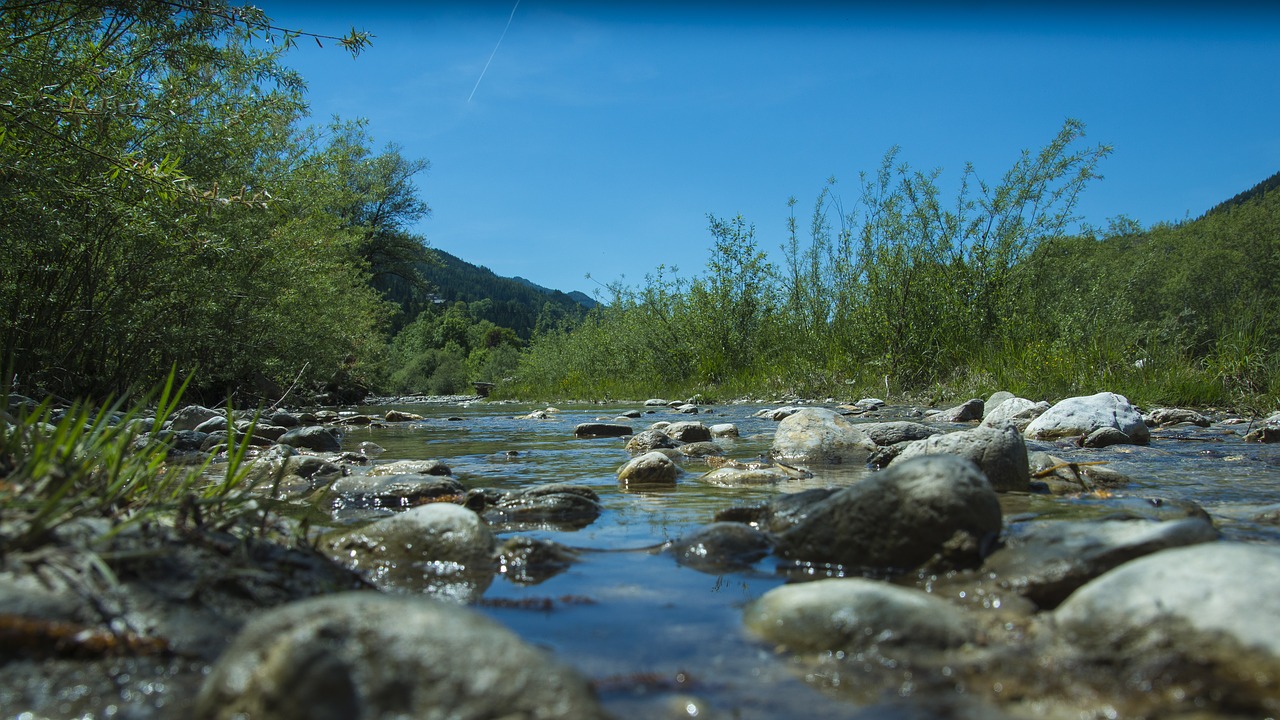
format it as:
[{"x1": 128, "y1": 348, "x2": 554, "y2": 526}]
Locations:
[{"x1": 337, "y1": 399, "x2": 1280, "y2": 718}]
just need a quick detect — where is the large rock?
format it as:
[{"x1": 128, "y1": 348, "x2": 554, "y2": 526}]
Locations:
[
  {"x1": 480, "y1": 484, "x2": 602, "y2": 531},
  {"x1": 330, "y1": 474, "x2": 466, "y2": 510},
  {"x1": 774, "y1": 455, "x2": 1001, "y2": 570},
  {"x1": 698, "y1": 467, "x2": 789, "y2": 487},
  {"x1": 625, "y1": 429, "x2": 678, "y2": 453},
  {"x1": 860, "y1": 420, "x2": 939, "y2": 447},
  {"x1": 892, "y1": 422, "x2": 1030, "y2": 492},
  {"x1": 617, "y1": 451, "x2": 678, "y2": 486},
  {"x1": 1055, "y1": 543, "x2": 1280, "y2": 705},
  {"x1": 195, "y1": 593, "x2": 607, "y2": 720},
  {"x1": 769, "y1": 407, "x2": 875, "y2": 464},
  {"x1": 278, "y1": 425, "x2": 343, "y2": 452},
  {"x1": 985, "y1": 517, "x2": 1219, "y2": 608},
  {"x1": 669, "y1": 522, "x2": 773, "y2": 572},
  {"x1": 366, "y1": 459, "x2": 453, "y2": 477},
  {"x1": 927, "y1": 398, "x2": 984, "y2": 423},
  {"x1": 664, "y1": 421, "x2": 711, "y2": 443},
  {"x1": 169, "y1": 404, "x2": 221, "y2": 431},
  {"x1": 573, "y1": 422, "x2": 632, "y2": 438},
  {"x1": 324, "y1": 503, "x2": 495, "y2": 601},
  {"x1": 744, "y1": 578, "x2": 975, "y2": 653},
  {"x1": 1024, "y1": 392, "x2": 1149, "y2": 444},
  {"x1": 980, "y1": 397, "x2": 1049, "y2": 431}
]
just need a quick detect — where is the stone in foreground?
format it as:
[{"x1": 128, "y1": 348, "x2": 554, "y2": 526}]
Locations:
[{"x1": 195, "y1": 592, "x2": 607, "y2": 720}]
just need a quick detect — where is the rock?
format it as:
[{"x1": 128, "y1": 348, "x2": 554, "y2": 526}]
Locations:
[
  {"x1": 698, "y1": 467, "x2": 790, "y2": 487},
  {"x1": 573, "y1": 422, "x2": 633, "y2": 438},
  {"x1": 644, "y1": 398, "x2": 669, "y2": 406},
  {"x1": 194, "y1": 593, "x2": 606, "y2": 720},
  {"x1": 1144, "y1": 407, "x2": 1211, "y2": 427},
  {"x1": 980, "y1": 397, "x2": 1049, "y2": 431},
  {"x1": 769, "y1": 407, "x2": 875, "y2": 465},
  {"x1": 1055, "y1": 543, "x2": 1280, "y2": 703},
  {"x1": 983, "y1": 391, "x2": 1015, "y2": 418},
  {"x1": 170, "y1": 404, "x2": 221, "y2": 431},
  {"x1": 481, "y1": 484, "x2": 603, "y2": 531},
  {"x1": 366, "y1": 459, "x2": 453, "y2": 477},
  {"x1": 626, "y1": 429, "x2": 679, "y2": 453},
  {"x1": 709, "y1": 423, "x2": 739, "y2": 438},
  {"x1": 854, "y1": 397, "x2": 886, "y2": 411},
  {"x1": 754, "y1": 406, "x2": 802, "y2": 421},
  {"x1": 1244, "y1": 425, "x2": 1280, "y2": 443},
  {"x1": 618, "y1": 451, "x2": 679, "y2": 486},
  {"x1": 774, "y1": 455, "x2": 1001, "y2": 571},
  {"x1": 665, "y1": 421, "x2": 711, "y2": 443},
  {"x1": 1081, "y1": 426, "x2": 1132, "y2": 448},
  {"x1": 892, "y1": 422, "x2": 1030, "y2": 492},
  {"x1": 1024, "y1": 392, "x2": 1149, "y2": 444},
  {"x1": 743, "y1": 578, "x2": 975, "y2": 653},
  {"x1": 330, "y1": 474, "x2": 466, "y2": 510},
  {"x1": 617, "y1": 409, "x2": 643, "y2": 419},
  {"x1": 984, "y1": 517, "x2": 1219, "y2": 608},
  {"x1": 669, "y1": 522, "x2": 774, "y2": 572},
  {"x1": 323, "y1": 503, "x2": 496, "y2": 601},
  {"x1": 860, "y1": 420, "x2": 939, "y2": 447},
  {"x1": 385, "y1": 409, "x2": 423, "y2": 422},
  {"x1": 927, "y1": 398, "x2": 984, "y2": 423},
  {"x1": 672, "y1": 403, "x2": 700, "y2": 414},
  {"x1": 278, "y1": 425, "x2": 343, "y2": 452},
  {"x1": 496, "y1": 536, "x2": 580, "y2": 585},
  {"x1": 269, "y1": 411, "x2": 301, "y2": 427},
  {"x1": 675, "y1": 441, "x2": 722, "y2": 458}
]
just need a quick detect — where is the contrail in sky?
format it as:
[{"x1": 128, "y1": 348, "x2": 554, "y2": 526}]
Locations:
[{"x1": 468, "y1": 0, "x2": 521, "y2": 103}]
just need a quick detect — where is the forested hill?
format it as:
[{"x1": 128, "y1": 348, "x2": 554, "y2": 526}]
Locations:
[
  {"x1": 1202, "y1": 170, "x2": 1280, "y2": 218},
  {"x1": 416, "y1": 249, "x2": 597, "y2": 339}
]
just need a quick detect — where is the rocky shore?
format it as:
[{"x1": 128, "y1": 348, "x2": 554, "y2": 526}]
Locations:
[{"x1": 3, "y1": 390, "x2": 1279, "y2": 718}]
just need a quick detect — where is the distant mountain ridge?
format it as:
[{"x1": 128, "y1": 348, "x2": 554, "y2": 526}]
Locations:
[
  {"x1": 1202, "y1": 170, "x2": 1280, "y2": 218},
  {"x1": 416, "y1": 249, "x2": 596, "y2": 339}
]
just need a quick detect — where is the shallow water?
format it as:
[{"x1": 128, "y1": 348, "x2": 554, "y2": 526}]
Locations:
[{"x1": 329, "y1": 400, "x2": 1280, "y2": 718}]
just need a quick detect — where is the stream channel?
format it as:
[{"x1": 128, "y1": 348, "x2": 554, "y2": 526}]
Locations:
[{"x1": 318, "y1": 399, "x2": 1280, "y2": 719}]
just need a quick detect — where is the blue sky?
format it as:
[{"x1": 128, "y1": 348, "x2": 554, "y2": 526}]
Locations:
[{"x1": 269, "y1": 1, "x2": 1280, "y2": 296}]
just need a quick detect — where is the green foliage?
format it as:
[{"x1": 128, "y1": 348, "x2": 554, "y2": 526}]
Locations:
[
  {"x1": 0, "y1": 2, "x2": 397, "y2": 402},
  {"x1": 512, "y1": 121, "x2": 1278, "y2": 408},
  {"x1": 383, "y1": 302, "x2": 524, "y2": 395},
  {"x1": 0, "y1": 371, "x2": 259, "y2": 552}
]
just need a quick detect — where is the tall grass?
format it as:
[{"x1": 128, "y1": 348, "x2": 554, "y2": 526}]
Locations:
[{"x1": 1, "y1": 371, "x2": 261, "y2": 552}]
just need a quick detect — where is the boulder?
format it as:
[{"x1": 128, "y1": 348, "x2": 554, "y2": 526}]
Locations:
[
  {"x1": 1024, "y1": 392, "x2": 1149, "y2": 444},
  {"x1": 573, "y1": 422, "x2": 633, "y2": 438},
  {"x1": 279, "y1": 425, "x2": 343, "y2": 452},
  {"x1": 330, "y1": 474, "x2": 466, "y2": 510},
  {"x1": 774, "y1": 455, "x2": 1001, "y2": 571},
  {"x1": 983, "y1": 391, "x2": 1015, "y2": 418},
  {"x1": 980, "y1": 397, "x2": 1049, "y2": 431},
  {"x1": 985, "y1": 517, "x2": 1219, "y2": 608},
  {"x1": 366, "y1": 459, "x2": 453, "y2": 477},
  {"x1": 1055, "y1": 543, "x2": 1280, "y2": 706},
  {"x1": 893, "y1": 422, "x2": 1030, "y2": 492},
  {"x1": 170, "y1": 404, "x2": 221, "y2": 431},
  {"x1": 617, "y1": 451, "x2": 679, "y2": 486},
  {"x1": 754, "y1": 406, "x2": 802, "y2": 421},
  {"x1": 709, "y1": 423, "x2": 739, "y2": 438},
  {"x1": 323, "y1": 503, "x2": 495, "y2": 601},
  {"x1": 698, "y1": 467, "x2": 790, "y2": 487},
  {"x1": 669, "y1": 522, "x2": 773, "y2": 572},
  {"x1": 625, "y1": 429, "x2": 678, "y2": 453},
  {"x1": 194, "y1": 593, "x2": 606, "y2": 720},
  {"x1": 744, "y1": 578, "x2": 975, "y2": 653},
  {"x1": 860, "y1": 420, "x2": 940, "y2": 447},
  {"x1": 1144, "y1": 407, "x2": 1211, "y2": 427},
  {"x1": 927, "y1": 398, "x2": 984, "y2": 423},
  {"x1": 481, "y1": 484, "x2": 603, "y2": 531},
  {"x1": 769, "y1": 407, "x2": 875, "y2": 464},
  {"x1": 665, "y1": 421, "x2": 711, "y2": 443},
  {"x1": 385, "y1": 409, "x2": 423, "y2": 422}
]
